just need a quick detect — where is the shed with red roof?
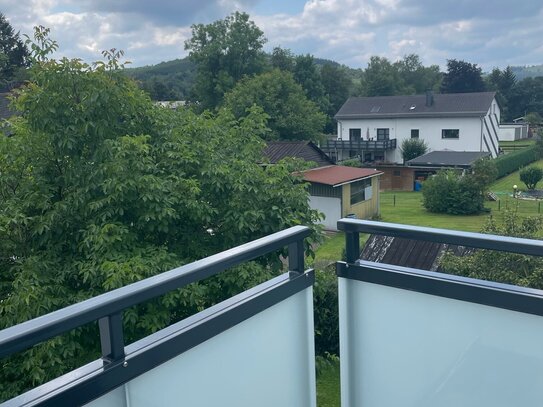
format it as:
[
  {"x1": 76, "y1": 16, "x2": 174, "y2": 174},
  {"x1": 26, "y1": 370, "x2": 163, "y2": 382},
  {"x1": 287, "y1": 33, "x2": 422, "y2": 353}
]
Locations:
[{"x1": 302, "y1": 165, "x2": 382, "y2": 230}]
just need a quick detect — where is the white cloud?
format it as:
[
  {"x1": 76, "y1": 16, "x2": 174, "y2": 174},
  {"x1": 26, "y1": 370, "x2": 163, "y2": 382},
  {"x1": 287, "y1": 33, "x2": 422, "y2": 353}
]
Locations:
[{"x1": 2, "y1": 0, "x2": 543, "y2": 70}]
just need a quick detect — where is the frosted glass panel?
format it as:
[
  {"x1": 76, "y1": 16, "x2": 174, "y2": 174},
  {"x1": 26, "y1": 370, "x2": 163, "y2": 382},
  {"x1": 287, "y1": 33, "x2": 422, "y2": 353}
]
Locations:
[
  {"x1": 339, "y1": 277, "x2": 543, "y2": 407},
  {"x1": 88, "y1": 287, "x2": 316, "y2": 407}
]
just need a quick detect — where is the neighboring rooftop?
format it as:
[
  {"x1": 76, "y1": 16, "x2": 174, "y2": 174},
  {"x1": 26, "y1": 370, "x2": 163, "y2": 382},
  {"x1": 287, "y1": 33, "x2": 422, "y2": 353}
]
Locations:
[
  {"x1": 302, "y1": 165, "x2": 382, "y2": 186},
  {"x1": 335, "y1": 92, "x2": 496, "y2": 119},
  {"x1": 0, "y1": 93, "x2": 16, "y2": 120},
  {"x1": 361, "y1": 234, "x2": 476, "y2": 272},
  {"x1": 407, "y1": 150, "x2": 491, "y2": 168},
  {"x1": 263, "y1": 141, "x2": 334, "y2": 167}
]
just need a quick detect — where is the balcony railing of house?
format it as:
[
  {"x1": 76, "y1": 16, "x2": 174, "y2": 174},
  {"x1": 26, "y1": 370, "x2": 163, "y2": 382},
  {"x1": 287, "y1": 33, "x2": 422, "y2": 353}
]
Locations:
[
  {"x1": 337, "y1": 219, "x2": 543, "y2": 407},
  {"x1": 2, "y1": 219, "x2": 543, "y2": 406},
  {"x1": 0, "y1": 226, "x2": 316, "y2": 407},
  {"x1": 321, "y1": 138, "x2": 397, "y2": 152}
]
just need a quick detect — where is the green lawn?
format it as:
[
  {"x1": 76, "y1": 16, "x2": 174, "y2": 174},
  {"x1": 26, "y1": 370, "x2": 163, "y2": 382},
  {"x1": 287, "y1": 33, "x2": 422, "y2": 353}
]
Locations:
[
  {"x1": 314, "y1": 232, "x2": 345, "y2": 264},
  {"x1": 317, "y1": 362, "x2": 341, "y2": 407},
  {"x1": 489, "y1": 159, "x2": 543, "y2": 194}
]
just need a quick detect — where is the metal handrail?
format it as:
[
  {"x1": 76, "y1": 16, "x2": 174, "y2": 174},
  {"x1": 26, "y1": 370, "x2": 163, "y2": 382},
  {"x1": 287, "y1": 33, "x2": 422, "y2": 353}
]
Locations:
[
  {"x1": 322, "y1": 138, "x2": 397, "y2": 151},
  {"x1": 337, "y1": 219, "x2": 543, "y2": 262},
  {"x1": 0, "y1": 226, "x2": 311, "y2": 360}
]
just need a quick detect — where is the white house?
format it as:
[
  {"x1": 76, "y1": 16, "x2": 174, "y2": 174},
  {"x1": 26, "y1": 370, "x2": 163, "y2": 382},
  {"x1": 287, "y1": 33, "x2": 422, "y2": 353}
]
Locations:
[{"x1": 323, "y1": 91, "x2": 501, "y2": 163}]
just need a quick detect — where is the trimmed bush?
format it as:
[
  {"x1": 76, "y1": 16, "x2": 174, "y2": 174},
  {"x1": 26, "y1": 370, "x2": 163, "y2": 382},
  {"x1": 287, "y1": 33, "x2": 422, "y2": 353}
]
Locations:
[
  {"x1": 494, "y1": 147, "x2": 539, "y2": 178},
  {"x1": 422, "y1": 170, "x2": 485, "y2": 215},
  {"x1": 520, "y1": 166, "x2": 543, "y2": 190}
]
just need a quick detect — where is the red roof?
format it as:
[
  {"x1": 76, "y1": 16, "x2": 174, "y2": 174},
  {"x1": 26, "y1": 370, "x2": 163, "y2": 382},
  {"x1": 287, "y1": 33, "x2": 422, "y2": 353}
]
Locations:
[{"x1": 302, "y1": 165, "x2": 382, "y2": 186}]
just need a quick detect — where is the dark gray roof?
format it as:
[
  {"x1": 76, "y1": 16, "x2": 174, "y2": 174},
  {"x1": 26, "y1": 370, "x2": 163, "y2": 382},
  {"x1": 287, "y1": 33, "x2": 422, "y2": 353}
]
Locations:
[
  {"x1": 335, "y1": 92, "x2": 496, "y2": 119},
  {"x1": 407, "y1": 150, "x2": 490, "y2": 168},
  {"x1": 361, "y1": 234, "x2": 475, "y2": 272},
  {"x1": 0, "y1": 93, "x2": 16, "y2": 120},
  {"x1": 263, "y1": 141, "x2": 334, "y2": 167}
]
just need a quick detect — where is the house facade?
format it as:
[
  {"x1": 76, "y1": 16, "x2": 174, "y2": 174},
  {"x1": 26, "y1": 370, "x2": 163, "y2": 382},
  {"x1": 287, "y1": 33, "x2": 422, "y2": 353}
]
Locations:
[
  {"x1": 302, "y1": 166, "x2": 382, "y2": 230},
  {"x1": 323, "y1": 91, "x2": 501, "y2": 163}
]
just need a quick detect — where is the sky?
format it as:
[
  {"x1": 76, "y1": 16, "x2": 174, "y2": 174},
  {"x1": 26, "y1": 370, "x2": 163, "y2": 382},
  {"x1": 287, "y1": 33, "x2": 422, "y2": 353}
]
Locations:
[{"x1": 2, "y1": 0, "x2": 543, "y2": 71}]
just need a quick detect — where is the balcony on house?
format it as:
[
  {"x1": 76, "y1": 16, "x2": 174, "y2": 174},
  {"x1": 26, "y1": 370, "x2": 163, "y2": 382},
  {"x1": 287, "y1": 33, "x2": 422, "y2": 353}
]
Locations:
[
  {"x1": 321, "y1": 137, "x2": 397, "y2": 153},
  {"x1": 1, "y1": 220, "x2": 543, "y2": 407}
]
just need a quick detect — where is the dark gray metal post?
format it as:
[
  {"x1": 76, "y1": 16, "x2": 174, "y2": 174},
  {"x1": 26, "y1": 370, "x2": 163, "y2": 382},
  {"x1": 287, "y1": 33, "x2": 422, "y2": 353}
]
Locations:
[
  {"x1": 345, "y1": 231, "x2": 360, "y2": 263},
  {"x1": 99, "y1": 313, "x2": 125, "y2": 365},
  {"x1": 288, "y1": 239, "x2": 305, "y2": 276}
]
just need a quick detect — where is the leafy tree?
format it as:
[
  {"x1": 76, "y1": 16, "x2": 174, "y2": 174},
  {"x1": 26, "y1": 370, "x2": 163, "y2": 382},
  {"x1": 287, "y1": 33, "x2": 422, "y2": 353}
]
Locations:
[
  {"x1": 184, "y1": 12, "x2": 267, "y2": 109},
  {"x1": 270, "y1": 46, "x2": 295, "y2": 72},
  {"x1": 395, "y1": 54, "x2": 441, "y2": 94},
  {"x1": 400, "y1": 138, "x2": 428, "y2": 162},
  {"x1": 508, "y1": 78, "x2": 543, "y2": 121},
  {"x1": 360, "y1": 56, "x2": 405, "y2": 96},
  {"x1": 486, "y1": 66, "x2": 516, "y2": 120},
  {"x1": 0, "y1": 28, "x2": 320, "y2": 400},
  {"x1": 519, "y1": 166, "x2": 543, "y2": 190},
  {"x1": 223, "y1": 69, "x2": 326, "y2": 141},
  {"x1": 440, "y1": 211, "x2": 543, "y2": 288},
  {"x1": 0, "y1": 12, "x2": 29, "y2": 90},
  {"x1": 525, "y1": 112, "x2": 542, "y2": 126},
  {"x1": 293, "y1": 54, "x2": 330, "y2": 113},
  {"x1": 320, "y1": 63, "x2": 350, "y2": 133},
  {"x1": 422, "y1": 170, "x2": 485, "y2": 215},
  {"x1": 470, "y1": 158, "x2": 498, "y2": 191},
  {"x1": 440, "y1": 59, "x2": 486, "y2": 94}
]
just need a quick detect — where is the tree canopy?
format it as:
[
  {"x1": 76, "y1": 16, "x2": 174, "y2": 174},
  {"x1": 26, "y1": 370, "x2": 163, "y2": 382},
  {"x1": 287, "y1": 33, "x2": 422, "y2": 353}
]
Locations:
[
  {"x1": 0, "y1": 12, "x2": 29, "y2": 90},
  {"x1": 0, "y1": 28, "x2": 320, "y2": 400},
  {"x1": 440, "y1": 59, "x2": 486, "y2": 93},
  {"x1": 223, "y1": 69, "x2": 326, "y2": 141},
  {"x1": 184, "y1": 12, "x2": 267, "y2": 110}
]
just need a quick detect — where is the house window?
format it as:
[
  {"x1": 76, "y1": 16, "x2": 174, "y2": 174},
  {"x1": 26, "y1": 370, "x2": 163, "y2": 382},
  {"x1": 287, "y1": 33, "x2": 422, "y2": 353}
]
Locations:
[
  {"x1": 349, "y1": 128, "x2": 361, "y2": 141},
  {"x1": 377, "y1": 128, "x2": 389, "y2": 141},
  {"x1": 411, "y1": 129, "x2": 419, "y2": 139},
  {"x1": 442, "y1": 129, "x2": 459, "y2": 139},
  {"x1": 350, "y1": 178, "x2": 372, "y2": 205}
]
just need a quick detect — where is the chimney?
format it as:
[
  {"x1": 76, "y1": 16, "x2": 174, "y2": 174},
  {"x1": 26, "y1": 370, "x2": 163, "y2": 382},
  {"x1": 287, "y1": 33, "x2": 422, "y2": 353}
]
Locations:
[{"x1": 426, "y1": 90, "x2": 434, "y2": 107}]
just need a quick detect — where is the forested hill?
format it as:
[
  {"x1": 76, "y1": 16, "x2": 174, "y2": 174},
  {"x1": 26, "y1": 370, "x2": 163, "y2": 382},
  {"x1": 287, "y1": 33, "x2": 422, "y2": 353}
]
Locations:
[
  {"x1": 123, "y1": 57, "x2": 197, "y2": 101},
  {"x1": 123, "y1": 55, "x2": 359, "y2": 101},
  {"x1": 123, "y1": 55, "x2": 542, "y2": 102},
  {"x1": 511, "y1": 65, "x2": 543, "y2": 81}
]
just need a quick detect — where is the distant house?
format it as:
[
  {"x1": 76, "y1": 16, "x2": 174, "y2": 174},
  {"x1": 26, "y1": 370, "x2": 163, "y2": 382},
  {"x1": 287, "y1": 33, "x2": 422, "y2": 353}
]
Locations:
[
  {"x1": 302, "y1": 166, "x2": 382, "y2": 230},
  {"x1": 0, "y1": 93, "x2": 17, "y2": 135},
  {"x1": 263, "y1": 140, "x2": 334, "y2": 167},
  {"x1": 322, "y1": 91, "x2": 502, "y2": 163}
]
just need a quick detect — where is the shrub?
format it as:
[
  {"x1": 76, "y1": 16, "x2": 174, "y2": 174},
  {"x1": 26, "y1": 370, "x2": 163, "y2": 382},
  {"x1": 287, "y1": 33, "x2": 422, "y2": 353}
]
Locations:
[
  {"x1": 520, "y1": 166, "x2": 543, "y2": 190},
  {"x1": 422, "y1": 170, "x2": 485, "y2": 215},
  {"x1": 494, "y1": 147, "x2": 539, "y2": 178},
  {"x1": 340, "y1": 158, "x2": 362, "y2": 167},
  {"x1": 401, "y1": 138, "x2": 428, "y2": 162},
  {"x1": 313, "y1": 267, "x2": 339, "y2": 356},
  {"x1": 470, "y1": 158, "x2": 497, "y2": 190}
]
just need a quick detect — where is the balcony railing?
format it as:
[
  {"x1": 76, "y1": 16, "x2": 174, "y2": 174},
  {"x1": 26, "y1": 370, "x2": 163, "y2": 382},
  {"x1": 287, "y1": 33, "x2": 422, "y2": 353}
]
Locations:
[
  {"x1": 321, "y1": 138, "x2": 397, "y2": 152},
  {"x1": 0, "y1": 226, "x2": 316, "y2": 407},
  {"x1": 337, "y1": 219, "x2": 543, "y2": 407},
  {"x1": 2, "y1": 219, "x2": 543, "y2": 406}
]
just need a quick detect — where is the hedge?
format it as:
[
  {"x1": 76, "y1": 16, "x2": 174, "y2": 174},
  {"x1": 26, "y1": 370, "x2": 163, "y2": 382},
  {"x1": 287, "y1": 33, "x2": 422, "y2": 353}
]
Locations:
[{"x1": 494, "y1": 147, "x2": 539, "y2": 178}]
